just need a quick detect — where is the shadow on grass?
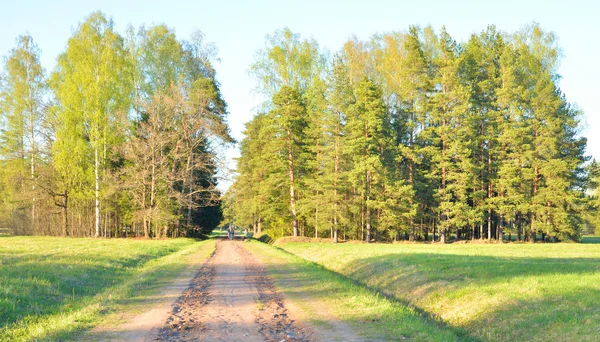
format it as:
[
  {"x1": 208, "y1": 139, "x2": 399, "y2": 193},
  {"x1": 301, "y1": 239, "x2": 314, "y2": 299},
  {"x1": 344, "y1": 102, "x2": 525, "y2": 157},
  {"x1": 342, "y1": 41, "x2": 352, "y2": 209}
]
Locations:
[
  {"x1": 471, "y1": 286, "x2": 600, "y2": 341},
  {"x1": 0, "y1": 245, "x2": 182, "y2": 335},
  {"x1": 279, "y1": 246, "x2": 600, "y2": 341},
  {"x1": 581, "y1": 236, "x2": 600, "y2": 244},
  {"x1": 343, "y1": 252, "x2": 600, "y2": 300}
]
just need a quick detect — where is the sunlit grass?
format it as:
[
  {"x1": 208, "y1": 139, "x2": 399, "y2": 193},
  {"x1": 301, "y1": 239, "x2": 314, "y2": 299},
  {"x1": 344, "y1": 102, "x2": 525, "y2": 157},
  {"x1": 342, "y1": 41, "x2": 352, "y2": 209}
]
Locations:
[
  {"x1": 246, "y1": 241, "x2": 466, "y2": 341},
  {"x1": 0, "y1": 236, "x2": 213, "y2": 341},
  {"x1": 279, "y1": 242, "x2": 600, "y2": 342}
]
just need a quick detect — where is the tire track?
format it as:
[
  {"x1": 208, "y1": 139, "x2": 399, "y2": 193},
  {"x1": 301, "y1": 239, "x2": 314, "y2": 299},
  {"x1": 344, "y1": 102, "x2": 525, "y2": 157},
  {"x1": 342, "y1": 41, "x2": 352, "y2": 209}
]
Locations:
[{"x1": 155, "y1": 239, "x2": 310, "y2": 341}]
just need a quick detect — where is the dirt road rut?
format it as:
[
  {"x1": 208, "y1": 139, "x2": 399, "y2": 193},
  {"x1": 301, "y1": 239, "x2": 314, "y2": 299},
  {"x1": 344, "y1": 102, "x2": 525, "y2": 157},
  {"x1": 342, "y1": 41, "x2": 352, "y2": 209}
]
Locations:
[{"x1": 155, "y1": 239, "x2": 310, "y2": 341}]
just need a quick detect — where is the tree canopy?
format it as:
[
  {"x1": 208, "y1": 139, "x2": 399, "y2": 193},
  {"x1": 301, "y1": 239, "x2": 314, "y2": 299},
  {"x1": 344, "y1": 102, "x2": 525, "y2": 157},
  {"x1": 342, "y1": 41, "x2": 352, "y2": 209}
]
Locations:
[
  {"x1": 0, "y1": 11, "x2": 232, "y2": 237},
  {"x1": 229, "y1": 24, "x2": 593, "y2": 242}
]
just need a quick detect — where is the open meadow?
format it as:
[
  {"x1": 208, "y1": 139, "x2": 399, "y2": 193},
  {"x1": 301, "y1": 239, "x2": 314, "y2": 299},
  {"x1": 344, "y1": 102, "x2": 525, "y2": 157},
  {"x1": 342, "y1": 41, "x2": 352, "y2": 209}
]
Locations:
[
  {"x1": 278, "y1": 240, "x2": 600, "y2": 342},
  {"x1": 0, "y1": 237, "x2": 213, "y2": 341}
]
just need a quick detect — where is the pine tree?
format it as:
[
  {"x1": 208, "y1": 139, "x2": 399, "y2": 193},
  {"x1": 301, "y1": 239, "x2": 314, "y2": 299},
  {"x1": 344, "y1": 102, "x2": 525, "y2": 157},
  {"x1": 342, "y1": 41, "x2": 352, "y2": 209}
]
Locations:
[
  {"x1": 399, "y1": 26, "x2": 430, "y2": 241},
  {"x1": 345, "y1": 78, "x2": 388, "y2": 242},
  {"x1": 229, "y1": 24, "x2": 590, "y2": 243},
  {"x1": 301, "y1": 77, "x2": 334, "y2": 238},
  {"x1": 427, "y1": 27, "x2": 474, "y2": 243},
  {"x1": 270, "y1": 86, "x2": 307, "y2": 236},
  {"x1": 462, "y1": 26, "x2": 505, "y2": 240},
  {"x1": 327, "y1": 56, "x2": 354, "y2": 241}
]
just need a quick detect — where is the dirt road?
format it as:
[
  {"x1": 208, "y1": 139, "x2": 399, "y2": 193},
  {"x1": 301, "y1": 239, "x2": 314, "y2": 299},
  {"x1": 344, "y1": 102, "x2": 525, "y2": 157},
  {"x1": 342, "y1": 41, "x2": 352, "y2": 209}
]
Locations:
[{"x1": 154, "y1": 239, "x2": 310, "y2": 341}]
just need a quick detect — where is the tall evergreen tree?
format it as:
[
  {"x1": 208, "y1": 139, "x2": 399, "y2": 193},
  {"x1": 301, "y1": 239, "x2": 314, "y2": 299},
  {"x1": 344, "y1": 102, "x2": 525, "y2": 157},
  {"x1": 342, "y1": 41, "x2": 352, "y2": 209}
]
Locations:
[
  {"x1": 345, "y1": 78, "x2": 388, "y2": 242},
  {"x1": 426, "y1": 27, "x2": 474, "y2": 242},
  {"x1": 271, "y1": 86, "x2": 307, "y2": 236}
]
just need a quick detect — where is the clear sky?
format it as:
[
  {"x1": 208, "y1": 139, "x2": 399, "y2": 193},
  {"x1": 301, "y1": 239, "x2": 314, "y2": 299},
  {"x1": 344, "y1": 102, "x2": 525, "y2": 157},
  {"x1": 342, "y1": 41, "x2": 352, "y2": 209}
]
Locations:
[{"x1": 1, "y1": 0, "x2": 597, "y2": 191}]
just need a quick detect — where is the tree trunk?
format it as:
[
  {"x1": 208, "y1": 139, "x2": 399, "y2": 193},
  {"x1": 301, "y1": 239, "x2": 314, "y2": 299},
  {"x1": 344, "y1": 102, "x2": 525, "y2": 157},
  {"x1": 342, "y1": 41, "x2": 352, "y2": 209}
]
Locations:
[
  {"x1": 529, "y1": 212, "x2": 535, "y2": 243},
  {"x1": 186, "y1": 168, "x2": 194, "y2": 228},
  {"x1": 487, "y1": 206, "x2": 492, "y2": 240},
  {"x1": 333, "y1": 112, "x2": 341, "y2": 243},
  {"x1": 361, "y1": 198, "x2": 364, "y2": 241},
  {"x1": 517, "y1": 214, "x2": 522, "y2": 241},
  {"x1": 30, "y1": 114, "x2": 36, "y2": 231},
  {"x1": 150, "y1": 151, "x2": 156, "y2": 238},
  {"x1": 257, "y1": 217, "x2": 263, "y2": 234},
  {"x1": 62, "y1": 191, "x2": 69, "y2": 237},
  {"x1": 433, "y1": 216, "x2": 436, "y2": 242},
  {"x1": 498, "y1": 213, "x2": 504, "y2": 243},
  {"x1": 530, "y1": 165, "x2": 539, "y2": 243},
  {"x1": 409, "y1": 111, "x2": 415, "y2": 241},
  {"x1": 287, "y1": 129, "x2": 298, "y2": 236},
  {"x1": 365, "y1": 170, "x2": 372, "y2": 243},
  {"x1": 94, "y1": 147, "x2": 101, "y2": 237},
  {"x1": 487, "y1": 139, "x2": 493, "y2": 240},
  {"x1": 143, "y1": 181, "x2": 149, "y2": 238},
  {"x1": 409, "y1": 160, "x2": 415, "y2": 241},
  {"x1": 314, "y1": 205, "x2": 318, "y2": 238},
  {"x1": 333, "y1": 223, "x2": 339, "y2": 243}
]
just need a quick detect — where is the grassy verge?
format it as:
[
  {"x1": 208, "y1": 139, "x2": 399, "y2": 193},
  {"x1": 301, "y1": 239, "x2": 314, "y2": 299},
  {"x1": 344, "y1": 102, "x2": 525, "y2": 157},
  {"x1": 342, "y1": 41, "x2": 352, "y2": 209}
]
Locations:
[
  {"x1": 246, "y1": 240, "x2": 467, "y2": 341},
  {"x1": 278, "y1": 242, "x2": 600, "y2": 342},
  {"x1": 0, "y1": 236, "x2": 214, "y2": 341}
]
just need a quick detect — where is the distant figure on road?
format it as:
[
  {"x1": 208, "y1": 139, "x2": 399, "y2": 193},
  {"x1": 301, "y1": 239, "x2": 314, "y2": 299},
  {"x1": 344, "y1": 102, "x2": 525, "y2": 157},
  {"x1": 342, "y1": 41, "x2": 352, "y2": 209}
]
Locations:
[{"x1": 228, "y1": 226, "x2": 235, "y2": 240}]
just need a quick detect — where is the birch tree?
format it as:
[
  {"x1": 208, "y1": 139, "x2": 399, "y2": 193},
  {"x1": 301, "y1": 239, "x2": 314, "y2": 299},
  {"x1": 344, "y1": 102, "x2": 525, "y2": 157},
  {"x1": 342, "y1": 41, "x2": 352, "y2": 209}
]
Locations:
[
  {"x1": 52, "y1": 11, "x2": 132, "y2": 237},
  {"x1": 0, "y1": 34, "x2": 46, "y2": 233}
]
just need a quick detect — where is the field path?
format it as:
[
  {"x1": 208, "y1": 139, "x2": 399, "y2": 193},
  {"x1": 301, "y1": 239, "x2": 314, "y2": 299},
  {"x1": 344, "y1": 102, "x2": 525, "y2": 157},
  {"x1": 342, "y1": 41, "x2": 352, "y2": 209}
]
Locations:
[
  {"x1": 87, "y1": 238, "x2": 364, "y2": 341},
  {"x1": 155, "y1": 239, "x2": 311, "y2": 341}
]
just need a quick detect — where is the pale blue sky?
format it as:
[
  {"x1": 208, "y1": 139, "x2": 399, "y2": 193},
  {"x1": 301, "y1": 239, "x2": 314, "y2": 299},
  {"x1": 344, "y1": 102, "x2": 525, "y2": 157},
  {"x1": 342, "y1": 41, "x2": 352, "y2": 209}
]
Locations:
[{"x1": 1, "y1": 0, "x2": 597, "y2": 190}]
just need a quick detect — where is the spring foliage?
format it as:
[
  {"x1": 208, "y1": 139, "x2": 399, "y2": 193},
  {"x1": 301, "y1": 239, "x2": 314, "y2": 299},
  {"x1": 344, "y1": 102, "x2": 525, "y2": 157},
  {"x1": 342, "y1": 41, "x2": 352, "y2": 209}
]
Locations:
[
  {"x1": 0, "y1": 12, "x2": 232, "y2": 237},
  {"x1": 229, "y1": 24, "x2": 592, "y2": 242}
]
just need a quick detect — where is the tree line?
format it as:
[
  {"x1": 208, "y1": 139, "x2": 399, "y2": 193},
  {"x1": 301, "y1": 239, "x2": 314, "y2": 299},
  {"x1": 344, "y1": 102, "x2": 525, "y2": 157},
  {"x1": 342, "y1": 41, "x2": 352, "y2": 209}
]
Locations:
[
  {"x1": 227, "y1": 24, "x2": 596, "y2": 243},
  {"x1": 0, "y1": 11, "x2": 233, "y2": 238}
]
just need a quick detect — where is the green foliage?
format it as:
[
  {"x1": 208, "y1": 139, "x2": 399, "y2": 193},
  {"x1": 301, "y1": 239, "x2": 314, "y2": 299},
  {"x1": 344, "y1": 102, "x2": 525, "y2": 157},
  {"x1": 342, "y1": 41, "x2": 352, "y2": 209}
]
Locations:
[
  {"x1": 250, "y1": 27, "x2": 325, "y2": 97},
  {"x1": 0, "y1": 12, "x2": 230, "y2": 237},
  {"x1": 50, "y1": 11, "x2": 133, "y2": 237},
  {"x1": 230, "y1": 24, "x2": 592, "y2": 242},
  {"x1": 0, "y1": 34, "x2": 46, "y2": 234}
]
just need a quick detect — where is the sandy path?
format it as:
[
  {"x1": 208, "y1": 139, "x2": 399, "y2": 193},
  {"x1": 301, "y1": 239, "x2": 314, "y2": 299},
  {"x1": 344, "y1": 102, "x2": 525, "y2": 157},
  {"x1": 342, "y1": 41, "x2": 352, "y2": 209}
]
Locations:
[
  {"x1": 155, "y1": 239, "x2": 310, "y2": 341},
  {"x1": 89, "y1": 239, "x2": 365, "y2": 341}
]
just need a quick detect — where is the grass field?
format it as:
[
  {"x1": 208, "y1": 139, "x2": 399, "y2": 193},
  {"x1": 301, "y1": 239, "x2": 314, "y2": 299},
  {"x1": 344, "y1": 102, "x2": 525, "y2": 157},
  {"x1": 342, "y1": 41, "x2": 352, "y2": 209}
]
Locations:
[
  {"x1": 246, "y1": 240, "x2": 466, "y2": 341},
  {"x1": 279, "y1": 242, "x2": 600, "y2": 342},
  {"x1": 0, "y1": 236, "x2": 213, "y2": 341}
]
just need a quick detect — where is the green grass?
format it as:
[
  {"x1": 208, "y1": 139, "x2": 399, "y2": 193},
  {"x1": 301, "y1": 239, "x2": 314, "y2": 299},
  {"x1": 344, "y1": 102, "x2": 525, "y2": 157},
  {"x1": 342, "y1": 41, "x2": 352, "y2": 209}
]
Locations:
[
  {"x1": 0, "y1": 236, "x2": 213, "y2": 341},
  {"x1": 246, "y1": 240, "x2": 466, "y2": 341},
  {"x1": 278, "y1": 242, "x2": 600, "y2": 342}
]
